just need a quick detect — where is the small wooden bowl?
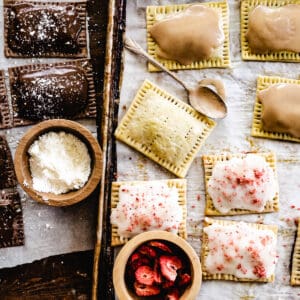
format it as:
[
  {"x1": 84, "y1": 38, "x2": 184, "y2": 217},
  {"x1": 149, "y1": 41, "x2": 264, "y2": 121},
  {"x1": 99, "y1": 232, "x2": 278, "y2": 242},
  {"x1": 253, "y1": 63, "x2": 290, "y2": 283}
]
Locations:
[
  {"x1": 113, "y1": 231, "x2": 202, "y2": 299},
  {"x1": 14, "y1": 119, "x2": 103, "y2": 206}
]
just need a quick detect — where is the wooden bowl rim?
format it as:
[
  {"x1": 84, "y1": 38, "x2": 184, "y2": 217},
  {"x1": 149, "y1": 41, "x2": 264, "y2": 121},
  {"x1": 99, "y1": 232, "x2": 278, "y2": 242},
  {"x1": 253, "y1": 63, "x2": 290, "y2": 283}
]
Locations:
[
  {"x1": 14, "y1": 119, "x2": 103, "y2": 207},
  {"x1": 113, "y1": 230, "x2": 202, "y2": 300}
]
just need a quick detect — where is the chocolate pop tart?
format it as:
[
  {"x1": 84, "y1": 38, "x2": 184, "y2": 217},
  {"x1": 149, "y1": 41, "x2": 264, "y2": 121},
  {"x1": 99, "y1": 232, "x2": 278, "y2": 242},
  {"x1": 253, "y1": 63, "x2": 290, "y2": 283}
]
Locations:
[
  {"x1": 4, "y1": 0, "x2": 87, "y2": 58},
  {"x1": 9, "y1": 59, "x2": 97, "y2": 127},
  {"x1": 0, "y1": 70, "x2": 11, "y2": 129},
  {"x1": 0, "y1": 135, "x2": 17, "y2": 189},
  {"x1": 0, "y1": 190, "x2": 24, "y2": 248}
]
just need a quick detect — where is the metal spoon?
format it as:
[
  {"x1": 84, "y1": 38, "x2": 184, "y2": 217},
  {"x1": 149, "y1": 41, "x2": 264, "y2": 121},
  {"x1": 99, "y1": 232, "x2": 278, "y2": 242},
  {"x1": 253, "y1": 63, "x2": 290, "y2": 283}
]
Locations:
[{"x1": 124, "y1": 36, "x2": 227, "y2": 119}]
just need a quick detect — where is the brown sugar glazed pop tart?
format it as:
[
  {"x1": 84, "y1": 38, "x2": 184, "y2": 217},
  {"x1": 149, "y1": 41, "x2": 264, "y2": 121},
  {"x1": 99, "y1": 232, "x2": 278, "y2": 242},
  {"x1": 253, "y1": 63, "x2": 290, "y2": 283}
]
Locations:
[
  {"x1": 241, "y1": 0, "x2": 300, "y2": 61},
  {"x1": 149, "y1": 4, "x2": 225, "y2": 65},
  {"x1": 146, "y1": 1, "x2": 230, "y2": 71}
]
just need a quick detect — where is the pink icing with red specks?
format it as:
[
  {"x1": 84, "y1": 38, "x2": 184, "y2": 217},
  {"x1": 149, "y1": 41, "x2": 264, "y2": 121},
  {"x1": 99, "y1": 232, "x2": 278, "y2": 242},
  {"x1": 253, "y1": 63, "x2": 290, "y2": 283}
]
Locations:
[
  {"x1": 204, "y1": 221, "x2": 277, "y2": 279},
  {"x1": 110, "y1": 181, "x2": 182, "y2": 238},
  {"x1": 208, "y1": 154, "x2": 277, "y2": 213}
]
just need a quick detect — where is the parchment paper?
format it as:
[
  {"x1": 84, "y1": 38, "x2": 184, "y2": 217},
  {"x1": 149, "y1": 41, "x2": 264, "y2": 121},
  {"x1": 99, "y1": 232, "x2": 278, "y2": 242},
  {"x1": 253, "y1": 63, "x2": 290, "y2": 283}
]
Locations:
[
  {"x1": 117, "y1": 0, "x2": 300, "y2": 298},
  {"x1": 0, "y1": 0, "x2": 97, "y2": 269}
]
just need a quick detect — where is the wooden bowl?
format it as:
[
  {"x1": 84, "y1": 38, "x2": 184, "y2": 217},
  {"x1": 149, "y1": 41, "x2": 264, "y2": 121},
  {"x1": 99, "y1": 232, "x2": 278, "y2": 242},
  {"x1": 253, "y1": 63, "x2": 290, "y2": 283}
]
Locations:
[
  {"x1": 14, "y1": 119, "x2": 103, "y2": 206},
  {"x1": 113, "y1": 231, "x2": 202, "y2": 299}
]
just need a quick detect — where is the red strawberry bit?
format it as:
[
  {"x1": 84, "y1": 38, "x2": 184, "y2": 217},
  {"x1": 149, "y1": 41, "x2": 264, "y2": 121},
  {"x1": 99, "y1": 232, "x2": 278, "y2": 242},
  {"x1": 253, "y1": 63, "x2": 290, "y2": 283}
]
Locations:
[
  {"x1": 135, "y1": 265, "x2": 156, "y2": 286},
  {"x1": 138, "y1": 245, "x2": 157, "y2": 258},
  {"x1": 159, "y1": 255, "x2": 183, "y2": 281},
  {"x1": 254, "y1": 169, "x2": 264, "y2": 179},
  {"x1": 134, "y1": 282, "x2": 160, "y2": 296},
  {"x1": 236, "y1": 263, "x2": 247, "y2": 275},
  {"x1": 253, "y1": 263, "x2": 266, "y2": 278},
  {"x1": 148, "y1": 241, "x2": 172, "y2": 253},
  {"x1": 236, "y1": 176, "x2": 253, "y2": 185},
  {"x1": 178, "y1": 273, "x2": 191, "y2": 286},
  {"x1": 165, "y1": 288, "x2": 180, "y2": 300},
  {"x1": 216, "y1": 264, "x2": 224, "y2": 272}
]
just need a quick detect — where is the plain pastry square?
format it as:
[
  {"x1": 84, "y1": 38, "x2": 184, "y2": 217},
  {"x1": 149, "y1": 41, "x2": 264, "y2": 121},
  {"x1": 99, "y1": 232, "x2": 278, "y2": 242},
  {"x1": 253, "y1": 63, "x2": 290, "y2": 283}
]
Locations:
[
  {"x1": 251, "y1": 76, "x2": 300, "y2": 142},
  {"x1": 115, "y1": 80, "x2": 216, "y2": 178},
  {"x1": 291, "y1": 218, "x2": 300, "y2": 285},
  {"x1": 201, "y1": 217, "x2": 278, "y2": 282},
  {"x1": 146, "y1": 1, "x2": 230, "y2": 71},
  {"x1": 202, "y1": 152, "x2": 279, "y2": 215},
  {"x1": 111, "y1": 179, "x2": 187, "y2": 247},
  {"x1": 241, "y1": 0, "x2": 300, "y2": 62}
]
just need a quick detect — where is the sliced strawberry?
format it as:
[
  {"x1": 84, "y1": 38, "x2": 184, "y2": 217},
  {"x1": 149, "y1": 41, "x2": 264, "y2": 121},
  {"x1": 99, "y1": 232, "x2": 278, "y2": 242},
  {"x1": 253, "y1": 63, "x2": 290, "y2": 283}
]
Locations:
[
  {"x1": 130, "y1": 252, "x2": 142, "y2": 264},
  {"x1": 162, "y1": 279, "x2": 175, "y2": 289},
  {"x1": 178, "y1": 273, "x2": 191, "y2": 286},
  {"x1": 159, "y1": 255, "x2": 183, "y2": 281},
  {"x1": 153, "y1": 260, "x2": 162, "y2": 284},
  {"x1": 138, "y1": 245, "x2": 157, "y2": 258},
  {"x1": 148, "y1": 240, "x2": 172, "y2": 253},
  {"x1": 131, "y1": 256, "x2": 151, "y2": 271},
  {"x1": 134, "y1": 282, "x2": 160, "y2": 296},
  {"x1": 165, "y1": 289, "x2": 180, "y2": 300},
  {"x1": 135, "y1": 265, "x2": 156, "y2": 285}
]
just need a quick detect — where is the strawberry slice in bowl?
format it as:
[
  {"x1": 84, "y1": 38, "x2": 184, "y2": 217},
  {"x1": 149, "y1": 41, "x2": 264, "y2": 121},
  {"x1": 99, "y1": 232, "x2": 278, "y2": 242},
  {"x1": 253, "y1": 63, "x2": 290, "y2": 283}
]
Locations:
[{"x1": 113, "y1": 231, "x2": 202, "y2": 299}]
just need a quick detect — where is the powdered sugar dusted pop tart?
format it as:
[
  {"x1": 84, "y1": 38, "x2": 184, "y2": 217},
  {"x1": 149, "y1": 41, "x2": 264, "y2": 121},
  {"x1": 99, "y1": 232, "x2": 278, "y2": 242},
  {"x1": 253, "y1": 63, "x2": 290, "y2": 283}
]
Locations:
[
  {"x1": 203, "y1": 152, "x2": 279, "y2": 215},
  {"x1": 110, "y1": 179, "x2": 187, "y2": 246},
  {"x1": 202, "y1": 218, "x2": 278, "y2": 282}
]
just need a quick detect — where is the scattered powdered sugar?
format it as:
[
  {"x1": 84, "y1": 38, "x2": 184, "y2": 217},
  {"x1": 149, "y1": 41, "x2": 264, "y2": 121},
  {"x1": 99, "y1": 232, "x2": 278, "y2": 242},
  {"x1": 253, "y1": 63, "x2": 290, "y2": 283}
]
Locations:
[
  {"x1": 110, "y1": 181, "x2": 183, "y2": 238},
  {"x1": 28, "y1": 131, "x2": 91, "y2": 195}
]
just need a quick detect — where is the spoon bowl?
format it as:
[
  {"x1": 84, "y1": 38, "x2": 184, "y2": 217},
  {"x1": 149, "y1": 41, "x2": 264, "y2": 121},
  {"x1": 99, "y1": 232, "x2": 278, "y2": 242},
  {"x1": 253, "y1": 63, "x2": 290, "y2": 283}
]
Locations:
[
  {"x1": 124, "y1": 36, "x2": 227, "y2": 119},
  {"x1": 189, "y1": 78, "x2": 227, "y2": 119}
]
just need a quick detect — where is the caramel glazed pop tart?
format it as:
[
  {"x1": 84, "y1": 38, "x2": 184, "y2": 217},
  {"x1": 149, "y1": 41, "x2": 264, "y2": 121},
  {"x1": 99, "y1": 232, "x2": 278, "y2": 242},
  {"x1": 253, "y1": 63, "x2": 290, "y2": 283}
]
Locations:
[
  {"x1": 146, "y1": 1, "x2": 230, "y2": 71},
  {"x1": 241, "y1": 0, "x2": 300, "y2": 61},
  {"x1": 252, "y1": 76, "x2": 300, "y2": 142}
]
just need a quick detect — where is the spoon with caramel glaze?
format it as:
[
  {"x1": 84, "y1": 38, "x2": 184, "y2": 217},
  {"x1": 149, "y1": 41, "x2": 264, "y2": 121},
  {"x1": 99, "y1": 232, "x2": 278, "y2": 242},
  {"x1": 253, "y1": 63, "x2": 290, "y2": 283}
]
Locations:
[{"x1": 124, "y1": 37, "x2": 227, "y2": 119}]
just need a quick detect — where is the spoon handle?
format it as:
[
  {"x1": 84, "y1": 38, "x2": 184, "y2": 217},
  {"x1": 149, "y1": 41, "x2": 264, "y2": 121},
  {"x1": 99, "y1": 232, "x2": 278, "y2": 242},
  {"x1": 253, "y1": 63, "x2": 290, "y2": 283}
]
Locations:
[{"x1": 124, "y1": 36, "x2": 189, "y2": 91}]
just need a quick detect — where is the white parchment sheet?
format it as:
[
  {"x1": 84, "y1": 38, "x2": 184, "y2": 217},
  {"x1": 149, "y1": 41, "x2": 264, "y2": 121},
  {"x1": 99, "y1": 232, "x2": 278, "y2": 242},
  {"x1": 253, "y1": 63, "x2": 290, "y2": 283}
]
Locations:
[{"x1": 117, "y1": 0, "x2": 300, "y2": 299}]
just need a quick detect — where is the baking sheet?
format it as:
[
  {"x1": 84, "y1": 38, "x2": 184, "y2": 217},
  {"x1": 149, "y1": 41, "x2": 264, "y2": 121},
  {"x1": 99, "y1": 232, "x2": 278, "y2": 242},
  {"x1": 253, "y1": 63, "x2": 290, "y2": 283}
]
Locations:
[
  {"x1": 116, "y1": 0, "x2": 300, "y2": 298},
  {"x1": 0, "y1": 0, "x2": 99, "y2": 269}
]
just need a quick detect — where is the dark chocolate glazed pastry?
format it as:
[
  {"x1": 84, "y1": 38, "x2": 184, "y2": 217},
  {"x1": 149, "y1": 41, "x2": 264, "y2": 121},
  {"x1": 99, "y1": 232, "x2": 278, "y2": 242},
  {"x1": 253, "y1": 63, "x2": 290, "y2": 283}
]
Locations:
[
  {"x1": 8, "y1": 3, "x2": 82, "y2": 55},
  {"x1": 0, "y1": 191, "x2": 24, "y2": 248},
  {"x1": 0, "y1": 136, "x2": 17, "y2": 189},
  {"x1": 14, "y1": 66, "x2": 88, "y2": 120}
]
